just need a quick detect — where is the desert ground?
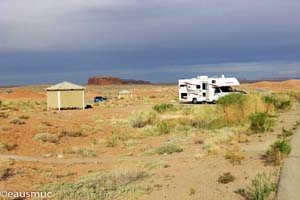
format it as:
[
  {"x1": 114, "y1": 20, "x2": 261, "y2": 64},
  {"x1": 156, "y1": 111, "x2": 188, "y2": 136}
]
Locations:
[{"x1": 0, "y1": 80, "x2": 300, "y2": 200}]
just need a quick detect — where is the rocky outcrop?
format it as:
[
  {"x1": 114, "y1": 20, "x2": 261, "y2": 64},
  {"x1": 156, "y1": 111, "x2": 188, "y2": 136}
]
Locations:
[{"x1": 88, "y1": 77, "x2": 151, "y2": 85}]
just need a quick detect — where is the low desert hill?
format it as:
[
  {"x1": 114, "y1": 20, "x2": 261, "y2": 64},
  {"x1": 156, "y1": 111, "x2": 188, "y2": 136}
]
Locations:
[{"x1": 238, "y1": 79, "x2": 300, "y2": 92}]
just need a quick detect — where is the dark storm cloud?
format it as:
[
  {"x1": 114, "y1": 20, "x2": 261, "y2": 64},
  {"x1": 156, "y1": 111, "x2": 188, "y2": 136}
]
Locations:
[{"x1": 0, "y1": 0, "x2": 299, "y2": 85}]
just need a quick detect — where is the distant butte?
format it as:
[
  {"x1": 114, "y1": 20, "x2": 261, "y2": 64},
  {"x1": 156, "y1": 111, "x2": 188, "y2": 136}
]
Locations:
[{"x1": 87, "y1": 76, "x2": 151, "y2": 85}]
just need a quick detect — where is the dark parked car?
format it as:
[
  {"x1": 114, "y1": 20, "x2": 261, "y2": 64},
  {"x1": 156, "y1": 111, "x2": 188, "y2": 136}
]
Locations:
[{"x1": 94, "y1": 96, "x2": 108, "y2": 103}]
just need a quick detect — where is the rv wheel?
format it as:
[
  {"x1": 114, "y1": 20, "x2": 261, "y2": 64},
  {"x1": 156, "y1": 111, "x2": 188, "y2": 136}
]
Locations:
[{"x1": 192, "y1": 98, "x2": 198, "y2": 104}]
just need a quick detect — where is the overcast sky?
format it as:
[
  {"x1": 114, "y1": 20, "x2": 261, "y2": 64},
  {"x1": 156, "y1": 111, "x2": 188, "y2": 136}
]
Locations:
[{"x1": 0, "y1": 0, "x2": 300, "y2": 85}]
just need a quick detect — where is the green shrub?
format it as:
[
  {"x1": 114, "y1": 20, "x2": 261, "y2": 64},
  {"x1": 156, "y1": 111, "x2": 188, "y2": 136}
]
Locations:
[
  {"x1": 218, "y1": 172, "x2": 235, "y2": 184},
  {"x1": 265, "y1": 140, "x2": 292, "y2": 165},
  {"x1": 153, "y1": 103, "x2": 174, "y2": 113},
  {"x1": 156, "y1": 121, "x2": 170, "y2": 135},
  {"x1": 263, "y1": 94, "x2": 292, "y2": 111},
  {"x1": 34, "y1": 133, "x2": 59, "y2": 143},
  {"x1": 248, "y1": 173, "x2": 275, "y2": 200},
  {"x1": 249, "y1": 113, "x2": 274, "y2": 133},
  {"x1": 130, "y1": 112, "x2": 157, "y2": 128},
  {"x1": 156, "y1": 143, "x2": 183, "y2": 154},
  {"x1": 218, "y1": 93, "x2": 247, "y2": 107},
  {"x1": 39, "y1": 168, "x2": 148, "y2": 200}
]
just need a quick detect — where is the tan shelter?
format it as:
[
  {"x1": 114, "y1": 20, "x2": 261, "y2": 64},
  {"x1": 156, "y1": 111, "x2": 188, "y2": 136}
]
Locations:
[
  {"x1": 46, "y1": 81, "x2": 85, "y2": 110},
  {"x1": 118, "y1": 90, "x2": 132, "y2": 99}
]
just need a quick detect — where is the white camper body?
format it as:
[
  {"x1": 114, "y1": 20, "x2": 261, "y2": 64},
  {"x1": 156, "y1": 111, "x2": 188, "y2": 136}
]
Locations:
[{"x1": 178, "y1": 75, "x2": 241, "y2": 103}]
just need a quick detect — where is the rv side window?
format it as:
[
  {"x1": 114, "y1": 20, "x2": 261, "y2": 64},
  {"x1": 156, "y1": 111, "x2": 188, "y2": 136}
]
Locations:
[
  {"x1": 180, "y1": 85, "x2": 186, "y2": 87},
  {"x1": 202, "y1": 83, "x2": 207, "y2": 90},
  {"x1": 212, "y1": 80, "x2": 216, "y2": 84},
  {"x1": 196, "y1": 85, "x2": 201, "y2": 89},
  {"x1": 214, "y1": 88, "x2": 221, "y2": 94},
  {"x1": 203, "y1": 93, "x2": 206, "y2": 97}
]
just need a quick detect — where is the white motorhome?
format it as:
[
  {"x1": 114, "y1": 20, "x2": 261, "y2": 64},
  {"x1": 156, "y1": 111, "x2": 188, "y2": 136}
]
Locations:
[{"x1": 178, "y1": 75, "x2": 244, "y2": 103}]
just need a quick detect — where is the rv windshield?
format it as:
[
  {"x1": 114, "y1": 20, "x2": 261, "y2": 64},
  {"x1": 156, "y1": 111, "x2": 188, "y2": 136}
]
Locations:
[{"x1": 220, "y1": 86, "x2": 235, "y2": 93}]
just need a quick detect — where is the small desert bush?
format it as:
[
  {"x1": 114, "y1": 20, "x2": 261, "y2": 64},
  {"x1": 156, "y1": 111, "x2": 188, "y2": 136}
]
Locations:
[
  {"x1": 278, "y1": 127, "x2": 294, "y2": 138},
  {"x1": 0, "y1": 142, "x2": 16, "y2": 152},
  {"x1": 19, "y1": 115, "x2": 30, "y2": 120},
  {"x1": 130, "y1": 112, "x2": 157, "y2": 128},
  {"x1": 156, "y1": 143, "x2": 183, "y2": 154},
  {"x1": 144, "y1": 161, "x2": 170, "y2": 169},
  {"x1": 286, "y1": 91, "x2": 300, "y2": 103},
  {"x1": 10, "y1": 118, "x2": 25, "y2": 125},
  {"x1": 249, "y1": 113, "x2": 274, "y2": 133},
  {"x1": 64, "y1": 147, "x2": 97, "y2": 157},
  {"x1": 156, "y1": 121, "x2": 170, "y2": 135},
  {"x1": 153, "y1": 103, "x2": 174, "y2": 113},
  {"x1": 39, "y1": 168, "x2": 148, "y2": 200},
  {"x1": 0, "y1": 112, "x2": 9, "y2": 118},
  {"x1": 106, "y1": 129, "x2": 129, "y2": 147},
  {"x1": 263, "y1": 93, "x2": 292, "y2": 111},
  {"x1": 0, "y1": 162, "x2": 11, "y2": 181},
  {"x1": 60, "y1": 129, "x2": 85, "y2": 137},
  {"x1": 34, "y1": 133, "x2": 59, "y2": 143},
  {"x1": 218, "y1": 172, "x2": 235, "y2": 184},
  {"x1": 265, "y1": 140, "x2": 291, "y2": 165},
  {"x1": 2, "y1": 100, "x2": 46, "y2": 111},
  {"x1": 225, "y1": 147, "x2": 245, "y2": 165},
  {"x1": 248, "y1": 173, "x2": 275, "y2": 200}
]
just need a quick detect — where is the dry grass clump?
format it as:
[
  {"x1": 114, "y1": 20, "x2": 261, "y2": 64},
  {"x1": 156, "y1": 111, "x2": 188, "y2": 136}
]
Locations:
[
  {"x1": 191, "y1": 106, "x2": 224, "y2": 129},
  {"x1": 156, "y1": 120, "x2": 170, "y2": 135},
  {"x1": 34, "y1": 133, "x2": 60, "y2": 143},
  {"x1": 106, "y1": 129, "x2": 130, "y2": 147},
  {"x1": 39, "y1": 168, "x2": 148, "y2": 200},
  {"x1": 130, "y1": 112, "x2": 157, "y2": 128},
  {"x1": 224, "y1": 147, "x2": 245, "y2": 165},
  {"x1": 286, "y1": 91, "x2": 300, "y2": 103},
  {"x1": 218, "y1": 93, "x2": 269, "y2": 125}
]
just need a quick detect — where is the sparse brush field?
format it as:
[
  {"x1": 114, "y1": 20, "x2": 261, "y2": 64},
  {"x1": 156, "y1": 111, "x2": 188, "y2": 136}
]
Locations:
[{"x1": 0, "y1": 82, "x2": 299, "y2": 200}]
